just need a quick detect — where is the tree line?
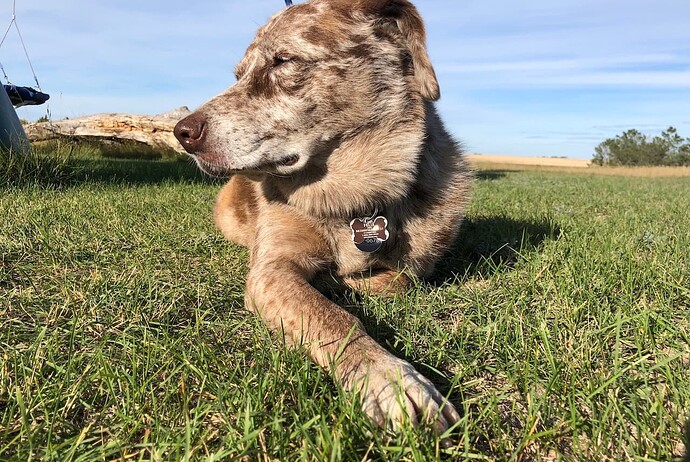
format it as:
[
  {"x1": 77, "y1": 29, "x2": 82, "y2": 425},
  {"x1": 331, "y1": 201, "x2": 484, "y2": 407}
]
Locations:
[{"x1": 592, "y1": 127, "x2": 690, "y2": 166}]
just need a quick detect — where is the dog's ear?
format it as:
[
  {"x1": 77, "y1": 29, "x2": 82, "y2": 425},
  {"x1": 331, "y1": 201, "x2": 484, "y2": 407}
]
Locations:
[{"x1": 339, "y1": 0, "x2": 440, "y2": 101}]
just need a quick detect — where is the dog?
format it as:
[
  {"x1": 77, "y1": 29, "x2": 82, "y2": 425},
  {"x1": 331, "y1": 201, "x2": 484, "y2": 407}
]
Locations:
[{"x1": 174, "y1": 0, "x2": 472, "y2": 436}]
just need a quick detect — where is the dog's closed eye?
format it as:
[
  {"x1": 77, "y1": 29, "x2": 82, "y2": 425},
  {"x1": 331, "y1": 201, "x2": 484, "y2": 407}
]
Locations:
[{"x1": 273, "y1": 55, "x2": 294, "y2": 67}]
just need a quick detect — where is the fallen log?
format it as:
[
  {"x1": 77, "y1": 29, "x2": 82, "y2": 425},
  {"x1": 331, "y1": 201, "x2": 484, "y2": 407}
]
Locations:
[{"x1": 24, "y1": 107, "x2": 191, "y2": 153}]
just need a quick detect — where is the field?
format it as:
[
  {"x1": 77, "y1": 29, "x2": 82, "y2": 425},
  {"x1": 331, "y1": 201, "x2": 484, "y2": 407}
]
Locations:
[
  {"x1": 466, "y1": 155, "x2": 592, "y2": 169},
  {"x1": 1, "y1": 151, "x2": 689, "y2": 461},
  {"x1": 466, "y1": 154, "x2": 690, "y2": 177}
]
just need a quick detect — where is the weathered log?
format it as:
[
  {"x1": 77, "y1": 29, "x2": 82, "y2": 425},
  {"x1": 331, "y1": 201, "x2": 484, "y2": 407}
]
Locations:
[{"x1": 24, "y1": 107, "x2": 191, "y2": 153}]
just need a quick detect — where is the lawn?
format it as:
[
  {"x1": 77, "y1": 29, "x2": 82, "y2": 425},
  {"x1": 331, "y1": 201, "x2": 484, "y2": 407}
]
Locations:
[{"x1": 1, "y1": 153, "x2": 689, "y2": 461}]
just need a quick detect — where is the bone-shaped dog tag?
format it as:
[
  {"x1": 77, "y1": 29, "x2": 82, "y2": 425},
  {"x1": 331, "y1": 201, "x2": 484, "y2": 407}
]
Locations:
[{"x1": 350, "y1": 215, "x2": 389, "y2": 253}]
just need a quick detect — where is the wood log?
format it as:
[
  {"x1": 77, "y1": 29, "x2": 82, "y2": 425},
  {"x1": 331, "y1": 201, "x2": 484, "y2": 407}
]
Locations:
[{"x1": 24, "y1": 107, "x2": 191, "y2": 153}]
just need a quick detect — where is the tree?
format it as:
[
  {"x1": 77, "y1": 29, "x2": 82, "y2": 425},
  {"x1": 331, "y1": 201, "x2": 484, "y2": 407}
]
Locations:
[
  {"x1": 654, "y1": 127, "x2": 690, "y2": 166},
  {"x1": 592, "y1": 127, "x2": 690, "y2": 166}
]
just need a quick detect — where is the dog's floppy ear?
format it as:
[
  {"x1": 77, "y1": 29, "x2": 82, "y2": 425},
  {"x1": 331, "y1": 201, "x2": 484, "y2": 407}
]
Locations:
[{"x1": 338, "y1": 0, "x2": 440, "y2": 101}]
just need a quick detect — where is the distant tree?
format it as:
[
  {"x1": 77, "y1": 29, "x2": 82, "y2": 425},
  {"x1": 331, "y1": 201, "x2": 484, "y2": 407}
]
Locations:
[
  {"x1": 592, "y1": 127, "x2": 690, "y2": 166},
  {"x1": 654, "y1": 126, "x2": 690, "y2": 166},
  {"x1": 36, "y1": 115, "x2": 49, "y2": 123}
]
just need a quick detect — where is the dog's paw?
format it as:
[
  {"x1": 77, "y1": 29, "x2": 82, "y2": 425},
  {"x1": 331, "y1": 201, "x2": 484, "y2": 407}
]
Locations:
[{"x1": 357, "y1": 358, "x2": 460, "y2": 435}]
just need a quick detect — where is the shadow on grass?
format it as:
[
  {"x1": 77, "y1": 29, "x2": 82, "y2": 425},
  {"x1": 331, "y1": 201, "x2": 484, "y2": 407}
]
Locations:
[
  {"x1": 475, "y1": 170, "x2": 509, "y2": 181},
  {"x1": 324, "y1": 287, "x2": 462, "y2": 400},
  {"x1": 3, "y1": 141, "x2": 222, "y2": 188},
  {"x1": 70, "y1": 157, "x2": 215, "y2": 186},
  {"x1": 431, "y1": 215, "x2": 559, "y2": 285},
  {"x1": 322, "y1": 214, "x2": 559, "y2": 435}
]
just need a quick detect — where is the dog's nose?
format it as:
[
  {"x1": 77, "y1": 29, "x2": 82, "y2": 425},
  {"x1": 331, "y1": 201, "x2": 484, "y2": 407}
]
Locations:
[{"x1": 174, "y1": 113, "x2": 207, "y2": 153}]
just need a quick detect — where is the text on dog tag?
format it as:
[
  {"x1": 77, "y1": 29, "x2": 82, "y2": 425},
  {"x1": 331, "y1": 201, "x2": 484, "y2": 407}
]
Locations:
[{"x1": 350, "y1": 215, "x2": 389, "y2": 253}]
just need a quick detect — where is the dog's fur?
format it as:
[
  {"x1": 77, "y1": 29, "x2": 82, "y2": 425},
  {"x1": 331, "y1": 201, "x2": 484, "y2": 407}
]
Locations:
[{"x1": 174, "y1": 0, "x2": 471, "y2": 434}]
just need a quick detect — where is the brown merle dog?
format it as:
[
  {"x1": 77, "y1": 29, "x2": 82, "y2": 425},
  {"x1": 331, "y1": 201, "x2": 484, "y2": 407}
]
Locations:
[{"x1": 174, "y1": 0, "x2": 472, "y2": 436}]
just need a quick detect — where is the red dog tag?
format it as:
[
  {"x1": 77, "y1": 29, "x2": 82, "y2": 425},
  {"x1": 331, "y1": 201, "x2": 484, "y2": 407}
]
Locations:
[{"x1": 350, "y1": 214, "x2": 389, "y2": 253}]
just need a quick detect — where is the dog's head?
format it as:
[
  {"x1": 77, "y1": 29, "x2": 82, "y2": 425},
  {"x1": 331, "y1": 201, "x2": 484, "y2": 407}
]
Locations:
[{"x1": 174, "y1": 0, "x2": 439, "y2": 177}]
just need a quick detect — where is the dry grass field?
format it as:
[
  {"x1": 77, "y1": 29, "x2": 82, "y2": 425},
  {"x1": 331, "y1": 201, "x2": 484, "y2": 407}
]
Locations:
[{"x1": 467, "y1": 154, "x2": 690, "y2": 177}]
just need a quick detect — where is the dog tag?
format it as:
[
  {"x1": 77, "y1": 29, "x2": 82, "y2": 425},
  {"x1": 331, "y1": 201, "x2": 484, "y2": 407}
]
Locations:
[{"x1": 350, "y1": 214, "x2": 389, "y2": 253}]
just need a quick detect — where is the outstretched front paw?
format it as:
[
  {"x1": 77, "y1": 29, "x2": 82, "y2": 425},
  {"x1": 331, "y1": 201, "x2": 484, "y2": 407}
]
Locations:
[{"x1": 355, "y1": 357, "x2": 460, "y2": 436}]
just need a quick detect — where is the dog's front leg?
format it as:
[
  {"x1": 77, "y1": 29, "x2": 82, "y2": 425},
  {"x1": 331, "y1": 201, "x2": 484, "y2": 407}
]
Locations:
[{"x1": 245, "y1": 252, "x2": 459, "y2": 435}]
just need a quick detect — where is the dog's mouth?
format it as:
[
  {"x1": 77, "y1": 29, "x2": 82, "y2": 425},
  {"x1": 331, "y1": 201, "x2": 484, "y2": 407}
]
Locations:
[
  {"x1": 193, "y1": 152, "x2": 300, "y2": 177},
  {"x1": 192, "y1": 157, "x2": 233, "y2": 178},
  {"x1": 276, "y1": 154, "x2": 299, "y2": 167}
]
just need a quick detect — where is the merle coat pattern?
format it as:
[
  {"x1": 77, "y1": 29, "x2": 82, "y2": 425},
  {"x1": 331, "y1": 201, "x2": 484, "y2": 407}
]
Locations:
[{"x1": 174, "y1": 0, "x2": 472, "y2": 434}]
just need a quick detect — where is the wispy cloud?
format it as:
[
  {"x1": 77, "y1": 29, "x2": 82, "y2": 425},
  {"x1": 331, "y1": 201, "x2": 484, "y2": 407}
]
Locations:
[
  {"x1": 439, "y1": 54, "x2": 686, "y2": 73},
  {"x1": 437, "y1": 54, "x2": 690, "y2": 89}
]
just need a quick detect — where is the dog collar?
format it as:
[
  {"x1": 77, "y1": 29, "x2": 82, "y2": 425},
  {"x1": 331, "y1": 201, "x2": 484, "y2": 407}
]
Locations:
[{"x1": 349, "y1": 208, "x2": 390, "y2": 253}]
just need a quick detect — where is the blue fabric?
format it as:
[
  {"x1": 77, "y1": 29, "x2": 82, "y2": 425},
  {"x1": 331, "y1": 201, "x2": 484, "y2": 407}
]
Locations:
[{"x1": 3, "y1": 84, "x2": 50, "y2": 107}]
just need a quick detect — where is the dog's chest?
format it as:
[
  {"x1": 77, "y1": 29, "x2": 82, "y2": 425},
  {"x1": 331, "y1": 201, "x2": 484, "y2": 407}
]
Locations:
[{"x1": 321, "y1": 216, "x2": 401, "y2": 276}]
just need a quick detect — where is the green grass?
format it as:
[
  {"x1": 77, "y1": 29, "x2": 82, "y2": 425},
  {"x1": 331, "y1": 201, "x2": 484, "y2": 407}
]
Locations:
[
  {"x1": 1, "y1": 155, "x2": 688, "y2": 461},
  {"x1": 0, "y1": 144, "x2": 76, "y2": 187}
]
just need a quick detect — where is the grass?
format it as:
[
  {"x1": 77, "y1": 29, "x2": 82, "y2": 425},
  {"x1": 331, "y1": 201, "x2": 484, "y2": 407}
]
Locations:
[
  {"x1": 0, "y1": 143, "x2": 76, "y2": 187},
  {"x1": 1, "y1": 151, "x2": 689, "y2": 461}
]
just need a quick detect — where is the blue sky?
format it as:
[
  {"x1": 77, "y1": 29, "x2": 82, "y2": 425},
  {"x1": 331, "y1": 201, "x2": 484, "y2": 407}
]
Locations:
[{"x1": 1, "y1": 0, "x2": 688, "y2": 159}]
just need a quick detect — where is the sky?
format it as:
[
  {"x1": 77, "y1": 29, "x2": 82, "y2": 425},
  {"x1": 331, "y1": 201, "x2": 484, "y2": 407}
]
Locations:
[{"x1": 1, "y1": 0, "x2": 688, "y2": 159}]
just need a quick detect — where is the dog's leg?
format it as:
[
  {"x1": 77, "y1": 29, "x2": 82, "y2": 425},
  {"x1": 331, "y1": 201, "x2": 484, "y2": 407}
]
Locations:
[
  {"x1": 214, "y1": 175, "x2": 259, "y2": 248},
  {"x1": 246, "y1": 207, "x2": 459, "y2": 434},
  {"x1": 343, "y1": 269, "x2": 413, "y2": 297}
]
